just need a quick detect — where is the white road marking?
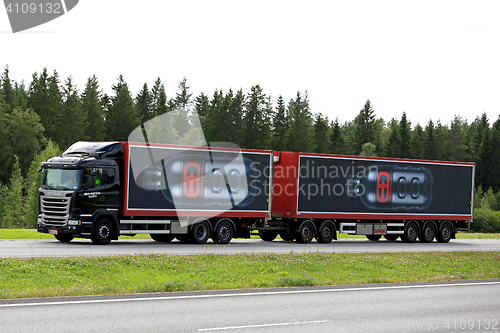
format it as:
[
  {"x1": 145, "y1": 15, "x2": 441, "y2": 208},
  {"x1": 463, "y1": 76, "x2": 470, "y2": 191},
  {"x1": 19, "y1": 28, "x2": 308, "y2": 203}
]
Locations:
[
  {"x1": 197, "y1": 320, "x2": 329, "y2": 331},
  {"x1": 0, "y1": 281, "x2": 499, "y2": 308}
]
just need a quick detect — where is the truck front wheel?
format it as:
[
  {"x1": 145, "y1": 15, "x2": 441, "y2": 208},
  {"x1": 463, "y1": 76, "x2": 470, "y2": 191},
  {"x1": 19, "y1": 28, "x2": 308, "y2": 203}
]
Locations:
[{"x1": 91, "y1": 219, "x2": 114, "y2": 245}]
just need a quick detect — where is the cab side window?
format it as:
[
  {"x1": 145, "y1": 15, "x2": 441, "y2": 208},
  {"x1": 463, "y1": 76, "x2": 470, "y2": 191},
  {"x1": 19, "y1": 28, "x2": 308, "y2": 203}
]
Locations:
[
  {"x1": 84, "y1": 168, "x2": 103, "y2": 187},
  {"x1": 84, "y1": 167, "x2": 116, "y2": 187}
]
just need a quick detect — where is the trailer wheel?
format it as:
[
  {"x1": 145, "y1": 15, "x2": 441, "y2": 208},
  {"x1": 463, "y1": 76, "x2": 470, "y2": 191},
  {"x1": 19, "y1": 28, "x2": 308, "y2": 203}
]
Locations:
[
  {"x1": 150, "y1": 234, "x2": 174, "y2": 243},
  {"x1": 280, "y1": 232, "x2": 295, "y2": 242},
  {"x1": 213, "y1": 220, "x2": 234, "y2": 244},
  {"x1": 259, "y1": 230, "x2": 278, "y2": 242},
  {"x1": 317, "y1": 221, "x2": 335, "y2": 243},
  {"x1": 296, "y1": 221, "x2": 315, "y2": 244},
  {"x1": 54, "y1": 234, "x2": 74, "y2": 243},
  {"x1": 401, "y1": 221, "x2": 419, "y2": 243},
  {"x1": 436, "y1": 222, "x2": 452, "y2": 243},
  {"x1": 418, "y1": 223, "x2": 435, "y2": 243},
  {"x1": 366, "y1": 235, "x2": 382, "y2": 241},
  {"x1": 384, "y1": 234, "x2": 399, "y2": 241},
  {"x1": 91, "y1": 219, "x2": 114, "y2": 245},
  {"x1": 191, "y1": 221, "x2": 210, "y2": 244}
]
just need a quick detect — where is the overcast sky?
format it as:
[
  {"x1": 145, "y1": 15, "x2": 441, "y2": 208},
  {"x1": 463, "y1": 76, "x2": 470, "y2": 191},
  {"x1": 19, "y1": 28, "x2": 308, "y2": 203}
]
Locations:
[{"x1": 1, "y1": 0, "x2": 499, "y2": 127}]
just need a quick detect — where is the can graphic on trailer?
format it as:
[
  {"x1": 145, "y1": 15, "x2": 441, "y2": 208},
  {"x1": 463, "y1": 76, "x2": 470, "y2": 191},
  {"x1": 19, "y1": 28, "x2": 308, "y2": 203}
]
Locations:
[
  {"x1": 346, "y1": 165, "x2": 433, "y2": 210},
  {"x1": 139, "y1": 153, "x2": 259, "y2": 208}
]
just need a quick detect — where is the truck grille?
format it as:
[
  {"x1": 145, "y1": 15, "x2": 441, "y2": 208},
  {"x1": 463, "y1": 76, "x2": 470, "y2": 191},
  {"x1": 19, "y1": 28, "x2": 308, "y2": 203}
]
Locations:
[{"x1": 41, "y1": 193, "x2": 71, "y2": 226}]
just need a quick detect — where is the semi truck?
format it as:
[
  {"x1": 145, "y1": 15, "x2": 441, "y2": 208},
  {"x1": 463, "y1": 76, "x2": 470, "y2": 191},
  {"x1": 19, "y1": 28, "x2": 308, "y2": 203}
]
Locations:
[{"x1": 37, "y1": 141, "x2": 475, "y2": 245}]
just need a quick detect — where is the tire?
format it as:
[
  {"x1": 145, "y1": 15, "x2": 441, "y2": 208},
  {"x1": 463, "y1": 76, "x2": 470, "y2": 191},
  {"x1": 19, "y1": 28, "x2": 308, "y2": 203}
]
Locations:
[
  {"x1": 401, "y1": 221, "x2": 419, "y2": 243},
  {"x1": 296, "y1": 221, "x2": 315, "y2": 244},
  {"x1": 213, "y1": 220, "x2": 234, "y2": 244},
  {"x1": 317, "y1": 221, "x2": 335, "y2": 243},
  {"x1": 384, "y1": 234, "x2": 399, "y2": 241},
  {"x1": 418, "y1": 223, "x2": 435, "y2": 243},
  {"x1": 436, "y1": 222, "x2": 453, "y2": 243},
  {"x1": 259, "y1": 230, "x2": 278, "y2": 242},
  {"x1": 190, "y1": 221, "x2": 210, "y2": 244},
  {"x1": 280, "y1": 232, "x2": 295, "y2": 242},
  {"x1": 366, "y1": 235, "x2": 382, "y2": 241},
  {"x1": 91, "y1": 219, "x2": 114, "y2": 245},
  {"x1": 54, "y1": 234, "x2": 74, "y2": 243},
  {"x1": 150, "y1": 234, "x2": 174, "y2": 242}
]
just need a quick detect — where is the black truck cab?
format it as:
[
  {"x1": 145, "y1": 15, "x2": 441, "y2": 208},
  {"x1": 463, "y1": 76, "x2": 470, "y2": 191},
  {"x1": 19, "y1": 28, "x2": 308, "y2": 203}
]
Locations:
[{"x1": 37, "y1": 142, "x2": 123, "y2": 244}]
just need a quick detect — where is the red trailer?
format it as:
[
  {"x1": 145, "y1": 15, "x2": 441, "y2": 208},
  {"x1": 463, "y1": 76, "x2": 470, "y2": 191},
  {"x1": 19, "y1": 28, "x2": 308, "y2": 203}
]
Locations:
[{"x1": 266, "y1": 151, "x2": 475, "y2": 243}]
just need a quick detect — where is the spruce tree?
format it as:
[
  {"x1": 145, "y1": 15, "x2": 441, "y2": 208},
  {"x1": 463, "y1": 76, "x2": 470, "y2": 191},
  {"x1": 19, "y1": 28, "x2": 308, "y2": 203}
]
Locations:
[
  {"x1": 353, "y1": 99, "x2": 375, "y2": 154},
  {"x1": 194, "y1": 92, "x2": 210, "y2": 132},
  {"x1": 151, "y1": 78, "x2": 170, "y2": 117},
  {"x1": 135, "y1": 83, "x2": 152, "y2": 122},
  {"x1": 106, "y1": 75, "x2": 140, "y2": 141},
  {"x1": 81, "y1": 75, "x2": 105, "y2": 141},
  {"x1": 411, "y1": 123, "x2": 425, "y2": 159},
  {"x1": 399, "y1": 112, "x2": 411, "y2": 158},
  {"x1": 272, "y1": 95, "x2": 288, "y2": 151},
  {"x1": 434, "y1": 120, "x2": 449, "y2": 160},
  {"x1": 423, "y1": 120, "x2": 437, "y2": 160},
  {"x1": 46, "y1": 70, "x2": 63, "y2": 143},
  {"x1": 313, "y1": 113, "x2": 331, "y2": 153},
  {"x1": 174, "y1": 77, "x2": 193, "y2": 109},
  {"x1": 242, "y1": 85, "x2": 273, "y2": 150},
  {"x1": 385, "y1": 118, "x2": 401, "y2": 157},
  {"x1": 61, "y1": 76, "x2": 87, "y2": 148},
  {"x1": 285, "y1": 91, "x2": 316, "y2": 153},
  {"x1": 227, "y1": 89, "x2": 245, "y2": 146},
  {"x1": 1, "y1": 65, "x2": 15, "y2": 113},
  {"x1": 447, "y1": 115, "x2": 469, "y2": 161},
  {"x1": 204, "y1": 89, "x2": 224, "y2": 144},
  {"x1": 0, "y1": 90, "x2": 13, "y2": 184},
  {"x1": 330, "y1": 118, "x2": 345, "y2": 154}
]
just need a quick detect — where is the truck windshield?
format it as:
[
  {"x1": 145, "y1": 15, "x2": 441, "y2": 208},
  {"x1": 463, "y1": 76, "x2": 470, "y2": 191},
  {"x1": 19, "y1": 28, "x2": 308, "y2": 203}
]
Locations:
[{"x1": 41, "y1": 169, "x2": 83, "y2": 190}]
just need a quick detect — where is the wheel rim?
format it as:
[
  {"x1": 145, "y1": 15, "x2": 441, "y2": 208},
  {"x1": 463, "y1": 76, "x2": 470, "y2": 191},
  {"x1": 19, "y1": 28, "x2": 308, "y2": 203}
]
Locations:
[
  {"x1": 407, "y1": 224, "x2": 417, "y2": 241},
  {"x1": 302, "y1": 223, "x2": 312, "y2": 241},
  {"x1": 219, "y1": 225, "x2": 230, "y2": 240},
  {"x1": 99, "y1": 225, "x2": 110, "y2": 239},
  {"x1": 322, "y1": 227, "x2": 331, "y2": 238},
  {"x1": 196, "y1": 225, "x2": 207, "y2": 239},
  {"x1": 442, "y1": 226, "x2": 450, "y2": 239}
]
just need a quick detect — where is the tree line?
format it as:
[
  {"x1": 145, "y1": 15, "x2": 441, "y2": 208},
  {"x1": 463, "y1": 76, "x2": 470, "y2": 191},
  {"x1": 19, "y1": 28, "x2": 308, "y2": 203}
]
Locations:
[{"x1": 0, "y1": 64, "x2": 499, "y2": 231}]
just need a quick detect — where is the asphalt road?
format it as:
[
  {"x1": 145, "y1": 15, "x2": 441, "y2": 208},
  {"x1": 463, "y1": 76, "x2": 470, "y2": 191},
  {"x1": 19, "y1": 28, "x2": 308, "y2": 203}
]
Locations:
[
  {"x1": 1, "y1": 280, "x2": 499, "y2": 332},
  {"x1": 1, "y1": 237, "x2": 499, "y2": 258}
]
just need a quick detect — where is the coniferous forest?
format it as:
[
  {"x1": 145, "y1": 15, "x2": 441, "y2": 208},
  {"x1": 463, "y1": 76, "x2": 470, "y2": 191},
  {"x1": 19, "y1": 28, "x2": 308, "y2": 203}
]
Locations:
[{"x1": 0, "y1": 65, "x2": 499, "y2": 232}]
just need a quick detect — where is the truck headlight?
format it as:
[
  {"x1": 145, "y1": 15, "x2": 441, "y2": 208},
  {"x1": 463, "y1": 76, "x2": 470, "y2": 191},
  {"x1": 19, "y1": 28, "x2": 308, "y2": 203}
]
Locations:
[{"x1": 68, "y1": 220, "x2": 81, "y2": 226}]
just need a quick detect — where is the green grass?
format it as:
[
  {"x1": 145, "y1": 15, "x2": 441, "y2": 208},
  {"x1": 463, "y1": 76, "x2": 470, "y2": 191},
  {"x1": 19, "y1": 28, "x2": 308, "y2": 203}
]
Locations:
[
  {"x1": 0, "y1": 252, "x2": 498, "y2": 299},
  {"x1": 1, "y1": 229, "x2": 499, "y2": 240}
]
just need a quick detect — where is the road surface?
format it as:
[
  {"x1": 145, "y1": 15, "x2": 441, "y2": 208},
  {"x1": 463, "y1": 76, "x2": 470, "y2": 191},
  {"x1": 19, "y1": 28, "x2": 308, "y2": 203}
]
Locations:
[
  {"x1": 1, "y1": 237, "x2": 499, "y2": 258},
  {"x1": 1, "y1": 280, "x2": 499, "y2": 332}
]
